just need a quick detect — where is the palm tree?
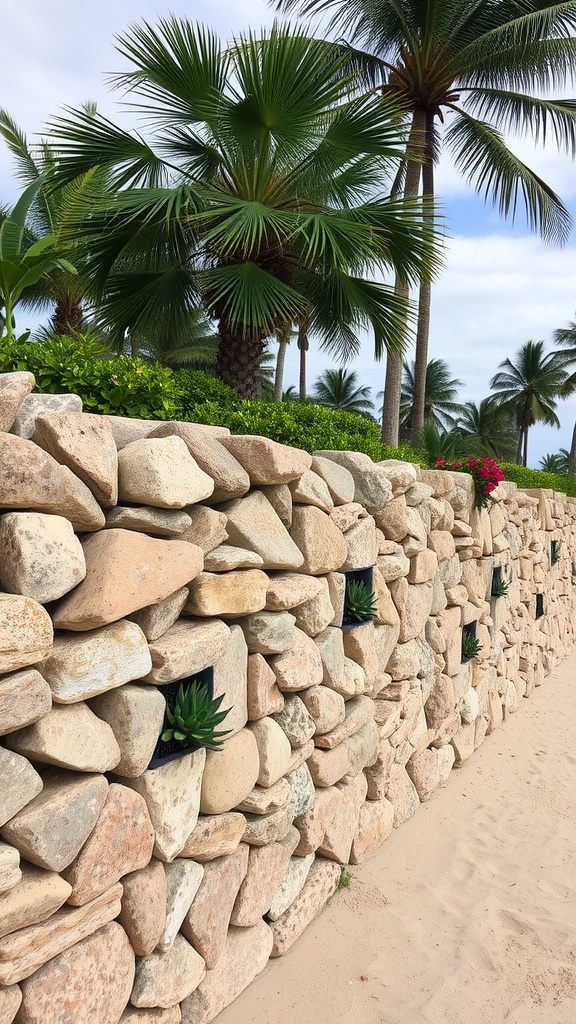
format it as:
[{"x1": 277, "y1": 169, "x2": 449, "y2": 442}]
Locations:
[
  {"x1": 456, "y1": 397, "x2": 518, "y2": 462},
  {"x1": 552, "y1": 314, "x2": 576, "y2": 471},
  {"x1": 47, "y1": 20, "x2": 439, "y2": 399},
  {"x1": 489, "y1": 340, "x2": 569, "y2": 466},
  {"x1": 399, "y1": 358, "x2": 463, "y2": 438},
  {"x1": 540, "y1": 450, "x2": 570, "y2": 473},
  {"x1": 312, "y1": 367, "x2": 375, "y2": 415},
  {"x1": 277, "y1": 0, "x2": 576, "y2": 444}
]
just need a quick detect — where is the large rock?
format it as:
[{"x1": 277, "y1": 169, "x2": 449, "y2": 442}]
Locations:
[
  {"x1": 180, "y1": 505, "x2": 228, "y2": 555},
  {"x1": 248, "y1": 717, "x2": 292, "y2": 788},
  {"x1": 0, "y1": 371, "x2": 35, "y2": 431},
  {"x1": 314, "y1": 695, "x2": 374, "y2": 749},
  {"x1": 350, "y1": 798, "x2": 394, "y2": 864},
  {"x1": 120, "y1": 1009, "x2": 181, "y2": 1023},
  {"x1": 285, "y1": 762, "x2": 315, "y2": 817},
  {"x1": 185, "y1": 570, "x2": 268, "y2": 618},
  {"x1": 0, "y1": 843, "x2": 21, "y2": 896},
  {"x1": 310, "y1": 455, "x2": 355, "y2": 504},
  {"x1": 0, "y1": 594, "x2": 53, "y2": 674},
  {"x1": 0, "y1": 749, "x2": 43, "y2": 828},
  {"x1": 122, "y1": 750, "x2": 206, "y2": 863},
  {"x1": 221, "y1": 491, "x2": 304, "y2": 570},
  {"x1": 33, "y1": 411, "x2": 118, "y2": 507},
  {"x1": 386, "y1": 763, "x2": 420, "y2": 826},
  {"x1": 157, "y1": 859, "x2": 204, "y2": 952},
  {"x1": 0, "y1": 864, "x2": 72, "y2": 940},
  {"x1": 231, "y1": 833, "x2": 296, "y2": 926},
  {"x1": 210, "y1": 623, "x2": 248, "y2": 736},
  {"x1": 292, "y1": 579, "x2": 335, "y2": 637},
  {"x1": 289, "y1": 506, "x2": 347, "y2": 575},
  {"x1": 272, "y1": 695, "x2": 316, "y2": 747},
  {"x1": 246, "y1": 653, "x2": 284, "y2": 720},
  {"x1": 265, "y1": 572, "x2": 325, "y2": 611},
  {"x1": 63, "y1": 784, "x2": 155, "y2": 905},
  {"x1": 128, "y1": 588, "x2": 189, "y2": 643},
  {"x1": 269, "y1": 859, "x2": 341, "y2": 957},
  {"x1": 52, "y1": 530, "x2": 203, "y2": 631},
  {"x1": 219, "y1": 435, "x2": 311, "y2": 484},
  {"x1": 236, "y1": 610, "x2": 296, "y2": 655},
  {"x1": 0, "y1": 770, "x2": 108, "y2": 872},
  {"x1": 200, "y1": 729, "x2": 260, "y2": 815},
  {"x1": 269, "y1": 628, "x2": 324, "y2": 692},
  {"x1": 118, "y1": 436, "x2": 214, "y2": 507},
  {"x1": 131, "y1": 934, "x2": 205, "y2": 1009},
  {"x1": 5, "y1": 702, "x2": 121, "y2": 773},
  {"x1": 179, "y1": 813, "x2": 246, "y2": 862},
  {"x1": 0, "y1": 668, "x2": 51, "y2": 737},
  {"x1": 242, "y1": 804, "x2": 294, "y2": 846},
  {"x1": 0, "y1": 433, "x2": 104, "y2": 531},
  {"x1": 293, "y1": 786, "x2": 341, "y2": 856},
  {"x1": 180, "y1": 920, "x2": 273, "y2": 1024},
  {"x1": 148, "y1": 421, "x2": 250, "y2": 502},
  {"x1": 0, "y1": 512, "x2": 86, "y2": 603},
  {"x1": 9, "y1": 392, "x2": 82, "y2": 439},
  {"x1": 15, "y1": 920, "x2": 134, "y2": 1022},
  {"x1": 313, "y1": 451, "x2": 392, "y2": 512},
  {"x1": 299, "y1": 685, "x2": 345, "y2": 735},
  {"x1": 259, "y1": 483, "x2": 292, "y2": 526},
  {"x1": 142, "y1": 619, "x2": 230, "y2": 685},
  {"x1": 0, "y1": 983, "x2": 22, "y2": 1023},
  {"x1": 119, "y1": 859, "x2": 167, "y2": 956},
  {"x1": 89, "y1": 684, "x2": 166, "y2": 777},
  {"x1": 317, "y1": 773, "x2": 367, "y2": 864},
  {"x1": 40, "y1": 620, "x2": 152, "y2": 704},
  {"x1": 105, "y1": 506, "x2": 192, "y2": 537},
  {"x1": 181, "y1": 845, "x2": 249, "y2": 968},
  {"x1": 203, "y1": 545, "x2": 264, "y2": 571},
  {"x1": 289, "y1": 469, "x2": 333, "y2": 510}
]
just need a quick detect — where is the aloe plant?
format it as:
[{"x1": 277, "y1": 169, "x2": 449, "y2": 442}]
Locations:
[
  {"x1": 491, "y1": 575, "x2": 510, "y2": 598},
  {"x1": 344, "y1": 578, "x2": 377, "y2": 623},
  {"x1": 161, "y1": 680, "x2": 232, "y2": 752},
  {"x1": 461, "y1": 632, "x2": 482, "y2": 661}
]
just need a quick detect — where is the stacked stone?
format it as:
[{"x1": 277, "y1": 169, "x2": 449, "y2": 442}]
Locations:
[{"x1": 1, "y1": 370, "x2": 576, "y2": 1024}]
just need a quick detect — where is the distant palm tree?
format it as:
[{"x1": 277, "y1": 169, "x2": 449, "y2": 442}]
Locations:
[
  {"x1": 399, "y1": 358, "x2": 463, "y2": 438},
  {"x1": 552, "y1": 314, "x2": 576, "y2": 471},
  {"x1": 457, "y1": 398, "x2": 518, "y2": 462},
  {"x1": 312, "y1": 368, "x2": 375, "y2": 416},
  {"x1": 540, "y1": 450, "x2": 570, "y2": 473},
  {"x1": 490, "y1": 341, "x2": 568, "y2": 466},
  {"x1": 417, "y1": 421, "x2": 465, "y2": 466}
]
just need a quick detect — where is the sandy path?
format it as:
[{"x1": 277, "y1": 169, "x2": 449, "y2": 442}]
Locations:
[{"x1": 218, "y1": 656, "x2": 576, "y2": 1024}]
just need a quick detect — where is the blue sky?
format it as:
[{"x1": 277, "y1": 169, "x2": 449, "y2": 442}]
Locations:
[{"x1": 3, "y1": 0, "x2": 576, "y2": 467}]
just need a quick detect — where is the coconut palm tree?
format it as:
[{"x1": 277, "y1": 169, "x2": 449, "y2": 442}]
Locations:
[
  {"x1": 312, "y1": 367, "x2": 375, "y2": 415},
  {"x1": 456, "y1": 397, "x2": 518, "y2": 462},
  {"x1": 489, "y1": 340, "x2": 569, "y2": 466},
  {"x1": 46, "y1": 19, "x2": 439, "y2": 399},
  {"x1": 552, "y1": 314, "x2": 576, "y2": 471},
  {"x1": 540, "y1": 449, "x2": 570, "y2": 472},
  {"x1": 399, "y1": 357, "x2": 463, "y2": 438},
  {"x1": 276, "y1": 0, "x2": 576, "y2": 444}
]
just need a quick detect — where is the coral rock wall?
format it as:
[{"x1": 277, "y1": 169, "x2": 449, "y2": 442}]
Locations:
[{"x1": 1, "y1": 372, "x2": 575, "y2": 1024}]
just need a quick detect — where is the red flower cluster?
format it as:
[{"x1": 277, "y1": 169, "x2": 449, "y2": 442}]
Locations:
[{"x1": 434, "y1": 456, "x2": 505, "y2": 508}]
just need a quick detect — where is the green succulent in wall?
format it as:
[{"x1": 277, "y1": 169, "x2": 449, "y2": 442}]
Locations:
[
  {"x1": 491, "y1": 575, "x2": 510, "y2": 598},
  {"x1": 161, "y1": 680, "x2": 232, "y2": 752},
  {"x1": 461, "y1": 632, "x2": 483, "y2": 661},
  {"x1": 344, "y1": 579, "x2": 378, "y2": 623}
]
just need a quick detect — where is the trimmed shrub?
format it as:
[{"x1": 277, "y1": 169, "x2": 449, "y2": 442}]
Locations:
[{"x1": 500, "y1": 463, "x2": 576, "y2": 498}]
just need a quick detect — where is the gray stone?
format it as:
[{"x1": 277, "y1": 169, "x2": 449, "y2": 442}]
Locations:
[
  {"x1": 10, "y1": 392, "x2": 82, "y2": 439},
  {"x1": 158, "y1": 859, "x2": 205, "y2": 952},
  {"x1": 236, "y1": 611, "x2": 296, "y2": 655},
  {"x1": 267, "y1": 853, "x2": 315, "y2": 921},
  {"x1": 105, "y1": 506, "x2": 192, "y2": 536},
  {"x1": 285, "y1": 763, "x2": 316, "y2": 817},
  {"x1": 271, "y1": 695, "x2": 316, "y2": 747}
]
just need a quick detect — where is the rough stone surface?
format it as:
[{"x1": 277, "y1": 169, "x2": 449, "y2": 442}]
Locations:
[
  {"x1": 219, "y1": 435, "x2": 311, "y2": 485},
  {"x1": 236, "y1": 778, "x2": 290, "y2": 815},
  {"x1": 293, "y1": 787, "x2": 341, "y2": 856},
  {"x1": 314, "y1": 695, "x2": 374, "y2": 749},
  {"x1": 289, "y1": 506, "x2": 347, "y2": 575},
  {"x1": 231, "y1": 836, "x2": 295, "y2": 926},
  {"x1": 181, "y1": 844, "x2": 249, "y2": 968},
  {"x1": 300, "y1": 684, "x2": 346, "y2": 735},
  {"x1": 350, "y1": 798, "x2": 394, "y2": 864},
  {"x1": 386, "y1": 763, "x2": 420, "y2": 826},
  {"x1": 272, "y1": 695, "x2": 316, "y2": 747},
  {"x1": 211, "y1": 624, "x2": 248, "y2": 736},
  {"x1": 313, "y1": 451, "x2": 392, "y2": 512},
  {"x1": 148, "y1": 421, "x2": 250, "y2": 502},
  {"x1": 0, "y1": 512, "x2": 86, "y2": 603},
  {"x1": 105, "y1": 507, "x2": 192, "y2": 537},
  {"x1": 157, "y1": 859, "x2": 204, "y2": 952},
  {"x1": 259, "y1": 484, "x2": 292, "y2": 527},
  {"x1": 248, "y1": 717, "x2": 292, "y2": 788},
  {"x1": 285, "y1": 762, "x2": 316, "y2": 817},
  {"x1": 118, "y1": 435, "x2": 214, "y2": 508},
  {"x1": 265, "y1": 572, "x2": 325, "y2": 611},
  {"x1": 180, "y1": 505, "x2": 228, "y2": 554},
  {"x1": 200, "y1": 729, "x2": 260, "y2": 815},
  {"x1": 179, "y1": 813, "x2": 246, "y2": 862},
  {"x1": 0, "y1": 864, "x2": 72, "y2": 940},
  {"x1": 142, "y1": 619, "x2": 230, "y2": 686},
  {"x1": 237, "y1": 611, "x2": 296, "y2": 655},
  {"x1": 180, "y1": 921, "x2": 273, "y2": 1024},
  {"x1": 0, "y1": 668, "x2": 51, "y2": 737},
  {"x1": 0, "y1": 983, "x2": 22, "y2": 1023},
  {"x1": 0, "y1": 749, "x2": 44, "y2": 828},
  {"x1": 119, "y1": 859, "x2": 167, "y2": 956},
  {"x1": 40, "y1": 619, "x2": 152, "y2": 704},
  {"x1": 52, "y1": 531, "x2": 203, "y2": 631},
  {"x1": 127, "y1": 588, "x2": 189, "y2": 643},
  {"x1": 89, "y1": 684, "x2": 166, "y2": 777},
  {"x1": 119, "y1": 1008, "x2": 181, "y2": 1023},
  {"x1": 247, "y1": 653, "x2": 284, "y2": 720},
  {"x1": 242, "y1": 804, "x2": 294, "y2": 846},
  {"x1": 131, "y1": 934, "x2": 205, "y2": 1009},
  {"x1": 0, "y1": 843, "x2": 21, "y2": 896},
  {"x1": 317, "y1": 773, "x2": 367, "y2": 864},
  {"x1": 310, "y1": 456, "x2": 355, "y2": 505},
  {"x1": 0, "y1": 594, "x2": 53, "y2": 675},
  {"x1": 267, "y1": 852, "x2": 315, "y2": 921},
  {"x1": 33, "y1": 411, "x2": 118, "y2": 507},
  {"x1": 203, "y1": 545, "x2": 264, "y2": 572},
  {"x1": 341, "y1": 518, "x2": 379, "y2": 571},
  {"x1": 0, "y1": 433, "x2": 104, "y2": 532},
  {"x1": 0, "y1": 371, "x2": 35, "y2": 432},
  {"x1": 269, "y1": 859, "x2": 341, "y2": 957},
  {"x1": 289, "y1": 470, "x2": 334, "y2": 511},
  {"x1": 6, "y1": 702, "x2": 121, "y2": 773},
  {"x1": 221, "y1": 491, "x2": 304, "y2": 570},
  {"x1": 269, "y1": 629, "x2": 324, "y2": 692},
  {"x1": 9, "y1": 392, "x2": 83, "y2": 440},
  {"x1": 186, "y1": 570, "x2": 268, "y2": 618},
  {"x1": 122, "y1": 750, "x2": 206, "y2": 862}
]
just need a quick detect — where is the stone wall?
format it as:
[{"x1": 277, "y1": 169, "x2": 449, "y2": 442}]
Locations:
[{"x1": 1, "y1": 370, "x2": 575, "y2": 1024}]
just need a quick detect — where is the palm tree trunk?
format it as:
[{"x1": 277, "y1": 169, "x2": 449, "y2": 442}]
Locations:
[
  {"x1": 50, "y1": 299, "x2": 84, "y2": 337},
  {"x1": 569, "y1": 420, "x2": 576, "y2": 474},
  {"x1": 381, "y1": 110, "x2": 425, "y2": 446},
  {"x1": 274, "y1": 337, "x2": 288, "y2": 402},
  {"x1": 523, "y1": 425, "x2": 529, "y2": 467},
  {"x1": 216, "y1": 321, "x2": 265, "y2": 399},
  {"x1": 410, "y1": 115, "x2": 435, "y2": 444},
  {"x1": 297, "y1": 318, "x2": 309, "y2": 402}
]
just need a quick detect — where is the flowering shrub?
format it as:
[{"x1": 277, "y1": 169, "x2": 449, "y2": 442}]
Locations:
[{"x1": 434, "y1": 456, "x2": 505, "y2": 509}]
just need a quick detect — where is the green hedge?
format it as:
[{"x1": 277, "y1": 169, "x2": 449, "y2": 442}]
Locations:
[{"x1": 500, "y1": 463, "x2": 576, "y2": 498}]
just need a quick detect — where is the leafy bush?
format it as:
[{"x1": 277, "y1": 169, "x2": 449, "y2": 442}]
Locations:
[{"x1": 500, "y1": 464, "x2": 576, "y2": 498}]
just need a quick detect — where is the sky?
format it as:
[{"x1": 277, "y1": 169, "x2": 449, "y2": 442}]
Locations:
[{"x1": 3, "y1": 0, "x2": 576, "y2": 467}]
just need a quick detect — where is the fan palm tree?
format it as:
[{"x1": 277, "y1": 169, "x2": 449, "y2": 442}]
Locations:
[
  {"x1": 540, "y1": 449, "x2": 570, "y2": 472},
  {"x1": 312, "y1": 367, "x2": 375, "y2": 415},
  {"x1": 46, "y1": 20, "x2": 439, "y2": 399},
  {"x1": 398, "y1": 357, "x2": 463, "y2": 438},
  {"x1": 489, "y1": 340, "x2": 569, "y2": 466},
  {"x1": 277, "y1": 0, "x2": 576, "y2": 444},
  {"x1": 552, "y1": 314, "x2": 576, "y2": 471},
  {"x1": 456, "y1": 397, "x2": 518, "y2": 462}
]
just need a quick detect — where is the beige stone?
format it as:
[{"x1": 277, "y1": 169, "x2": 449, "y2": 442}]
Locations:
[
  {"x1": 219, "y1": 435, "x2": 311, "y2": 484},
  {"x1": 373, "y1": 495, "x2": 408, "y2": 542},
  {"x1": 0, "y1": 594, "x2": 53, "y2": 675},
  {"x1": 6, "y1": 702, "x2": 121, "y2": 773},
  {"x1": 310, "y1": 455, "x2": 355, "y2": 504},
  {"x1": 259, "y1": 483, "x2": 293, "y2": 527},
  {"x1": 406, "y1": 748, "x2": 440, "y2": 801},
  {"x1": 0, "y1": 865, "x2": 72, "y2": 940},
  {"x1": 33, "y1": 411, "x2": 118, "y2": 507},
  {"x1": 364, "y1": 739, "x2": 395, "y2": 800},
  {"x1": 0, "y1": 983, "x2": 22, "y2": 1023},
  {"x1": 103, "y1": 415, "x2": 159, "y2": 449},
  {"x1": 269, "y1": 859, "x2": 341, "y2": 957},
  {"x1": 118, "y1": 436, "x2": 214, "y2": 508},
  {"x1": 221, "y1": 491, "x2": 304, "y2": 570},
  {"x1": 180, "y1": 813, "x2": 247, "y2": 862},
  {"x1": 143, "y1": 619, "x2": 230, "y2": 686},
  {"x1": 289, "y1": 469, "x2": 333, "y2": 511},
  {"x1": 41, "y1": 620, "x2": 151, "y2": 704},
  {"x1": 451, "y1": 720, "x2": 476, "y2": 766},
  {"x1": 313, "y1": 451, "x2": 392, "y2": 512},
  {"x1": 318, "y1": 773, "x2": 367, "y2": 864},
  {"x1": 231, "y1": 835, "x2": 295, "y2": 926},
  {"x1": 387, "y1": 639, "x2": 421, "y2": 681},
  {"x1": 289, "y1": 505, "x2": 347, "y2": 575},
  {"x1": 200, "y1": 729, "x2": 260, "y2": 815},
  {"x1": 185, "y1": 570, "x2": 268, "y2": 618},
  {"x1": 242, "y1": 804, "x2": 294, "y2": 846},
  {"x1": 299, "y1": 684, "x2": 345, "y2": 735},
  {"x1": 148, "y1": 421, "x2": 250, "y2": 502},
  {"x1": 343, "y1": 623, "x2": 378, "y2": 693},
  {"x1": 16, "y1": 922, "x2": 133, "y2": 1021},
  {"x1": 307, "y1": 721, "x2": 378, "y2": 788},
  {"x1": 269, "y1": 628, "x2": 324, "y2": 692},
  {"x1": 350, "y1": 796, "x2": 394, "y2": 863},
  {"x1": 293, "y1": 786, "x2": 341, "y2": 855},
  {"x1": 326, "y1": 570, "x2": 346, "y2": 626},
  {"x1": 246, "y1": 653, "x2": 284, "y2": 720},
  {"x1": 396, "y1": 580, "x2": 434, "y2": 644},
  {"x1": 52, "y1": 531, "x2": 203, "y2": 631},
  {"x1": 120, "y1": 1006, "x2": 181, "y2": 1023},
  {"x1": 341, "y1": 518, "x2": 379, "y2": 572},
  {"x1": 265, "y1": 572, "x2": 325, "y2": 611},
  {"x1": 237, "y1": 610, "x2": 296, "y2": 655},
  {"x1": 314, "y1": 627, "x2": 345, "y2": 693},
  {"x1": 425, "y1": 673, "x2": 456, "y2": 730},
  {"x1": 0, "y1": 668, "x2": 51, "y2": 737},
  {"x1": 268, "y1": 853, "x2": 315, "y2": 920},
  {"x1": 9, "y1": 392, "x2": 83, "y2": 439},
  {"x1": 0, "y1": 371, "x2": 34, "y2": 431},
  {"x1": 271, "y1": 695, "x2": 316, "y2": 747},
  {"x1": 386, "y1": 763, "x2": 420, "y2": 826},
  {"x1": 105, "y1": 506, "x2": 192, "y2": 537},
  {"x1": 377, "y1": 460, "x2": 418, "y2": 493},
  {"x1": 0, "y1": 512, "x2": 86, "y2": 603},
  {"x1": 203, "y1": 544, "x2": 265, "y2": 571},
  {"x1": 293, "y1": 578, "x2": 335, "y2": 637},
  {"x1": 407, "y1": 548, "x2": 438, "y2": 584},
  {"x1": 211, "y1": 623, "x2": 248, "y2": 736},
  {"x1": 181, "y1": 844, "x2": 249, "y2": 968},
  {"x1": 249, "y1": 717, "x2": 292, "y2": 788},
  {"x1": 314, "y1": 695, "x2": 374, "y2": 749},
  {"x1": 157, "y1": 860, "x2": 204, "y2": 952},
  {"x1": 90, "y1": 684, "x2": 165, "y2": 777},
  {"x1": 131, "y1": 934, "x2": 205, "y2": 1009},
  {"x1": 179, "y1": 921, "x2": 273, "y2": 1024},
  {"x1": 0, "y1": 886, "x2": 124, "y2": 986},
  {"x1": 236, "y1": 778, "x2": 291, "y2": 815},
  {"x1": 0, "y1": 843, "x2": 21, "y2": 896},
  {"x1": 180, "y1": 505, "x2": 228, "y2": 553},
  {"x1": 128, "y1": 588, "x2": 189, "y2": 643},
  {"x1": 0, "y1": 749, "x2": 43, "y2": 828},
  {"x1": 122, "y1": 750, "x2": 206, "y2": 863},
  {"x1": 0, "y1": 433, "x2": 104, "y2": 532},
  {"x1": 119, "y1": 859, "x2": 167, "y2": 956}
]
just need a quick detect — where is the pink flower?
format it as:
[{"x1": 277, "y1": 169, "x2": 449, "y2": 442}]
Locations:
[
  {"x1": 494, "y1": 469, "x2": 504, "y2": 482},
  {"x1": 479, "y1": 466, "x2": 490, "y2": 478},
  {"x1": 435, "y1": 459, "x2": 446, "y2": 467},
  {"x1": 485, "y1": 482, "x2": 496, "y2": 493},
  {"x1": 452, "y1": 461, "x2": 462, "y2": 469},
  {"x1": 467, "y1": 458, "x2": 477, "y2": 468}
]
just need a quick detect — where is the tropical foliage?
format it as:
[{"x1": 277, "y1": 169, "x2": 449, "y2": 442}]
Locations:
[
  {"x1": 399, "y1": 358, "x2": 463, "y2": 438},
  {"x1": 456, "y1": 397, "x2": 518, "y2": 463},
  {"x1": 312, "y1": 368, "x2": 375, "y2": 416}
]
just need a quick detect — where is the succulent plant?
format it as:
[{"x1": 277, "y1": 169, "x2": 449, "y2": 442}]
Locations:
[
  {"x1": 491, "y1": 574, "x2": 510, "y2": 597},
  {"x1": 161, "y1": 680, "x2": 232, "y2": 751},
  {"x1": 461, "y1": 632, "x2": 483, "y2": 660},
  {"x1": 344, "y1": 578, "x2": 377, "y2": 623}
]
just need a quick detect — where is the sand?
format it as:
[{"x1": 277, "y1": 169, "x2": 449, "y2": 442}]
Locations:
[{"x1": 218, "y1": 656, "x2": 576, "y2": 1024}]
